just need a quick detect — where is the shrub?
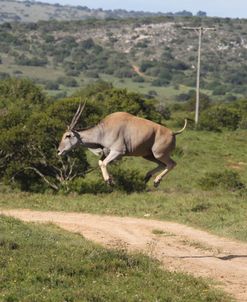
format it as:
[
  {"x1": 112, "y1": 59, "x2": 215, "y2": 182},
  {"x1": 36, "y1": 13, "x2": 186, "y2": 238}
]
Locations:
[
  {"x1": 67, "y1": 178, "x2": 111, "y2": 194},
  {"x1": 80, "y1": 38, "x2": 95, "y2": 49},
  {"x1": 184, "y1": 91, "x2": 211, "y2": 112},
  {"x1": 156, "y1": 104, "x2": 171, "y2": 120},
  {"x1": 57, "y1": 76, "x2": 78, "y2": 87},
  {"x1": 198, "y1": 170, "x2": 245, "y2": 191},
  {"x1": 67, "y1": 167, "x2": 147, "y2": 194},
  {"x1": 113, "y1": 67, "x2": 133, "y2": 78},
  {"x1": 84, "y1": 70, "x2": 99, "y2": 78},
  {"x1": 15, "y1": 54, "x2": 48, "y2": 66},
  {"x1": 147, "y1": 90, "x2": 158, "y2": 97},
  {"x1": 45, "y1": 81, "x2": 59, "y2": 90},
  {"x1": 198, "y1": 106, "x2": 241, "y2": 131},
  {"x1": 212, "y1": 86, "x2": 226, "y2": 96},
  {"x1": 132, "y1": 75, "x2": 145, "y2": 83},
  {"x1": 65, "y1": 69, "x2": 80, "y2": 77},
  {"x1": 112, "y1": 167, "x2": 146, "y2": 193},
  {"x1": 0, "y1": 78, "x2": 46, "y2": 107},
  {"x1": 0, "y1": 72, "x2": 10, "y2": 80},
  {"x1": 176, "y1": 93, "x2": 191, "y2": 102},
  {"x1": 151, "y1": 78, "x2": 169, "y2": 87}
]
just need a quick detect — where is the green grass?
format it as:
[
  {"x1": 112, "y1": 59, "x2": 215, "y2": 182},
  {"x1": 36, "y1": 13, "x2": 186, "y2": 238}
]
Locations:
[
  {"x1": 100, "y1": 74, "x2": 192, "y2": 102},
  {"x1": 0, "y1": 216, "x2": 231, "y2": 302}
]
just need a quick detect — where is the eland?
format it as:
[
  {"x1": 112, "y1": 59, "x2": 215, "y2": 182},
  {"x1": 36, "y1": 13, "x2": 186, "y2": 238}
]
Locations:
[{"x1": 57, "y1": 103, "x2": 187, "y2": 187}]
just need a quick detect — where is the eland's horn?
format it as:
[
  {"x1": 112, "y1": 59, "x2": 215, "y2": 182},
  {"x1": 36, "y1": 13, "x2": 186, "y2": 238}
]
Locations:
[{"x1": 68, "y1": 100, "x2": 86, "y2": 130}]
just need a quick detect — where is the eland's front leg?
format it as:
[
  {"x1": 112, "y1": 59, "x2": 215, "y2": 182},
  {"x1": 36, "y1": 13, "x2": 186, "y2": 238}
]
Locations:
[{"x1": 98, "y1": 150, "x2": 122, "y2": 185}]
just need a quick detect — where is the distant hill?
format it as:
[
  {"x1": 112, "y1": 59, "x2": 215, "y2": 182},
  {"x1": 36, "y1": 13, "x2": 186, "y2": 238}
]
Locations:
[
  {"x1": 0, "y1": 1, "x2": 246, "y2": 101},
  {"x1": 0, "y1": 0, "x2": 205, "y2": 23},
  {"x1": 0, "y1": 15, "x2": 246, "y2": 102}
]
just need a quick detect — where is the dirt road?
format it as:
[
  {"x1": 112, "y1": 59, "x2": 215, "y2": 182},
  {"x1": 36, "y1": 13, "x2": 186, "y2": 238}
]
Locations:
[{"x1": 1, "y1": 209, "x2": 247, "y2": 301}]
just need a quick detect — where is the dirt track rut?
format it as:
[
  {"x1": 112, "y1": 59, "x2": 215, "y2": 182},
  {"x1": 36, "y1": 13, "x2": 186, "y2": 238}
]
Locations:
[{"x1": 1, "y1": 209, "x2": 247, "y2": 301}]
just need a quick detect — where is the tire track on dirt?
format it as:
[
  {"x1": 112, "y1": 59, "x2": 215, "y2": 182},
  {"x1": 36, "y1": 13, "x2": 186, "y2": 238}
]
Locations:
[{"x1": 1, "y1": 209, "x2": 247, "y2": 301}]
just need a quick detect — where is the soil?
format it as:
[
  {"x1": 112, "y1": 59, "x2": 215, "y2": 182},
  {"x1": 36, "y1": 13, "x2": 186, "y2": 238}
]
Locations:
[
  {"x1": 132, "y1": 65, "x2": 147, "y2": 78},
  {"x1": 1, "y1": 209, "x2": 247, "y2": 301}
]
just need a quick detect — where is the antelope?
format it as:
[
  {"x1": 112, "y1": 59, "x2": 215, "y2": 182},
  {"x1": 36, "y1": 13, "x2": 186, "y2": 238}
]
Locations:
[{"x1": 57, "y1": 103, "x2": 187, "y2": 187}]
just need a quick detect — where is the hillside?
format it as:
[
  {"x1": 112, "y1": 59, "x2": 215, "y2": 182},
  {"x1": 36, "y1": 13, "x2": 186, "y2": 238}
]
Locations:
[
  {"x1": 0, "y1": 16, "x2": 246, "y2": 101},
  {"x1": 0, "y1": 0, "x2": 201, "y2": 24}
]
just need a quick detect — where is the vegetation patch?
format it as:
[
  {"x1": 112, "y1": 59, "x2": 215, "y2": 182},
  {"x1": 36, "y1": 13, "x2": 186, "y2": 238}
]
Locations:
[
  {"x1": 152, "y1": 229, "x2": 175, "y2": 236},
  {"x1": 198, "y1": 170, "x2": 246, "y2": 192}
]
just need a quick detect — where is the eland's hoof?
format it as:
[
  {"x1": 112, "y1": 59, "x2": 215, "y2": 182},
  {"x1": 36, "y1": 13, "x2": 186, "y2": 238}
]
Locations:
[
  {"x1": 153, "y1": 180, "x2": 160, "y2": 188},
  {"x1": 106, "y1": 178, "x2": 115, "y2": 186}
]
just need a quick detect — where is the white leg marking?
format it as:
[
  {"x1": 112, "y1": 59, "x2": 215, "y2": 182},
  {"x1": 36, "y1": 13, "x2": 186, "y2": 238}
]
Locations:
[
  {"x1": 153, "y1": 158, "x2": 176, "y2": 187},
  {"x1": 98, "y1": 151, "x2": 122, "y2": 183}
]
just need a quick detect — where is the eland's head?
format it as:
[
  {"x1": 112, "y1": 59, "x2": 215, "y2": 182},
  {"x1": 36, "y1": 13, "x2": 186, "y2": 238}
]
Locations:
[{"x1": 57, "y1": 102, "x2": 86, "y2": 156}]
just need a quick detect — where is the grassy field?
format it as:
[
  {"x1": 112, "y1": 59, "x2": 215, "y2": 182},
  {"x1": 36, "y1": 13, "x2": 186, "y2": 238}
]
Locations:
[{"x1": 0, "y1": 216, "x2": 231, "y2": 302}]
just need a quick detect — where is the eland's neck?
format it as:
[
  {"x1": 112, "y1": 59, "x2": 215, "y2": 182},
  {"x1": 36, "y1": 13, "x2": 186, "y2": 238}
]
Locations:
[{"x1": 78, "y1": 124, "x2": 103, "y2": 148}]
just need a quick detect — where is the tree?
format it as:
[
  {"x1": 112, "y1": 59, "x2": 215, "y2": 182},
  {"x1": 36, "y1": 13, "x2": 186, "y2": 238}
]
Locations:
[
  {"x1": 0, "y1": 79, "x2": 89, "y2": 192},
  {"x1": 196, "y1": 11, "x2": 207, "y2": 17}
]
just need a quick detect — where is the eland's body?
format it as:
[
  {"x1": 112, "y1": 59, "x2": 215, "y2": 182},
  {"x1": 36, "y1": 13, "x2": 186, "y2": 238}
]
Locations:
[{"x1": 58, "y1": 106, "x2": 187, "y2": 187}]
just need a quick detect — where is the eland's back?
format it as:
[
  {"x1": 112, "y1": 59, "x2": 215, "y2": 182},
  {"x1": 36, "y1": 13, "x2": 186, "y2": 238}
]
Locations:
[{"x1": 100, "y1": 112, "x2": 175, "y2": 157}]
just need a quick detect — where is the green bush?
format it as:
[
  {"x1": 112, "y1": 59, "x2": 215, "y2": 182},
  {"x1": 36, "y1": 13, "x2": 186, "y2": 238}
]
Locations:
[
  {"x1": 0, "y1": 72, "x2": 10, "y2": 80},
  {"x1": 198, "y1": 106, "x2": 241, "y2": 131},
  {"x1": 15, "y1": 54, "x2": 48, "y2": 66},
  {"x1": 57, "y1": 76, "x2": 78, "y2": 87},
  {"x1": 67, "y1": 167, "x2": 147, "y2": 194},
  {"x1": 151, "y1": 78, "x2": 169, "y2": 87},
  {"x1": 84, "y1": 70, "x2": 100, "y2": 78},
  {"x1": 45, "y1": 81, "x2": 59, "y2": 90},
  {"x1": 67, "y1": 178, "x2": 111, "y2": 194},
  {"x1": 132, "y1": 75, "x2": 145, "y2": 83},
  {"x1": 198, "y1": 170, "x2": 245, "y2": 191},
  {"x1": 184, "y1": 91, "x2": 211, "y2": 112},
  {"x1": 0, "y1": 78, "x2": 46, "y2": 108},
  {"x1": 212, "y1": 85, "x2": 227, "y2": 96},
  {"x1": 112, "y1": 167, "x2": 146, "y2": 193}
]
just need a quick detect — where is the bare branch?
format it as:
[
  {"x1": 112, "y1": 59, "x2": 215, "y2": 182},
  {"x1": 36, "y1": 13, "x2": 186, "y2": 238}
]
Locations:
[{"x1": 25, "y1": 167, "x2": 59, "y2": 191}]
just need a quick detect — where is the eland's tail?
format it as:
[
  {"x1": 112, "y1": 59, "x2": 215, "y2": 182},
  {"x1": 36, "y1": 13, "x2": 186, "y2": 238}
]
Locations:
[{"x1": 173, "y1": 119, "x2": 187, "y2": 136}]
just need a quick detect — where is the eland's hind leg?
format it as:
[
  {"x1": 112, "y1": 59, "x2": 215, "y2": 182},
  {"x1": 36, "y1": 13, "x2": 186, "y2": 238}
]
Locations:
[
  {"x1": 153, "y1": 156, "x2": 177, "y2": 187},
  {"x1": 143, "y1": 155, "x2": 166, "y2": 183}
]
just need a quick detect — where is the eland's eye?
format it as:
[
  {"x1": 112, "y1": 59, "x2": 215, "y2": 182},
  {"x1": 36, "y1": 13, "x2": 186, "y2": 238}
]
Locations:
[{"x1": 65, "y1": 134, "x2": 71, "y2": 139}]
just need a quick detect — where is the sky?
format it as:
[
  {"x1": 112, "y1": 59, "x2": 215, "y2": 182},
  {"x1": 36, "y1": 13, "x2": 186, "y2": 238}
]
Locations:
[{"x1": 31, "y1": 0, "x2": 247, "y2": 18}]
